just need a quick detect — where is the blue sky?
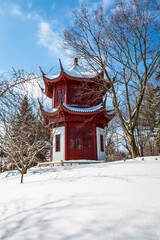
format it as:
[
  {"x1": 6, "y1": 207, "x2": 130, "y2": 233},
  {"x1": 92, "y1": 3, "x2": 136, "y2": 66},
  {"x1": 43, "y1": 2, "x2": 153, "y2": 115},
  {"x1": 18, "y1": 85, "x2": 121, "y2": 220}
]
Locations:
[{"x1": 0, "y1": 0, "x2": 112, "y2": 76}]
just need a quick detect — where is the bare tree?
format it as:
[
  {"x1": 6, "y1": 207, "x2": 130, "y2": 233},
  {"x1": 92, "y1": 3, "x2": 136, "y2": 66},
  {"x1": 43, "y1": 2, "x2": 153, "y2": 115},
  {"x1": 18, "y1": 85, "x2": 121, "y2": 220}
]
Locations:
[
  {"x1": 0, "y1": 95, "x2": 50, "y2": 183},
  {"x1": 0, "y1": 69, "x2": 40, "y2": 124},
  {"x1": 105, "y1": 119, "x2": 130, "y2": 161},
  {"x1": 63, "y1": 0, "x2": 160, "y2": 158},
  {"x1": 0, "y1": 69, "x2": 50, "y2": 182}
]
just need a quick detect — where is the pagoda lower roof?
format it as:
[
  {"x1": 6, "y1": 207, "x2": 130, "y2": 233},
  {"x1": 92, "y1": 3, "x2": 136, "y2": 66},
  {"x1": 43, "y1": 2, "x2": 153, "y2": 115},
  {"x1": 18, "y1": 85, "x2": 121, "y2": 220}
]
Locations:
[{"x1": 43, "y1": 103, "x2": 115, "y2": 116}]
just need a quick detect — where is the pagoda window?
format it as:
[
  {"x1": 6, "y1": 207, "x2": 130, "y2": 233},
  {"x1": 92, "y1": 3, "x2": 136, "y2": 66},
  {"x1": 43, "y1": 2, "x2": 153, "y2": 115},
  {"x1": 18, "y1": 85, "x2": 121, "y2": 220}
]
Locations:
[
  {"x1": 88, "y1": 130, "x2": 92, "y2": 149},
  {"x1": 82, "y1": 129, "x2": 86, "y2": 149},
  {"x1": 100, "y1": 135, "x2": 104, "y2": 152},
  {"x1": 61, "y1": 96, "x2": 64, "y2": 103},
  {"x1": 96, "y1": 98, "x2": 101, "y2": 104},
  {"x1": 56, "y1": 134, "x2": 60, "y2": 152},
  {"x1": 57, "y1": 90, "x2": 60, "y2": 103},
  {"x1": 76, "y1": 130, "x2": 80, "y2": 149},
  {"x1": 70, "y1": 88, "x2": 78, "y2": 102},
  {"x1": 70, "y1": 88, "x2": 74, "y2": 100},
  {"x1": 87, "y1": 89, "x2": 91, "y2": 101},
  {"x1": 70, "y1": 129, "x2": 74, "y2": 149},
  {"x1": 57, "y1": 89, "x2": 64, "y2": 104}
]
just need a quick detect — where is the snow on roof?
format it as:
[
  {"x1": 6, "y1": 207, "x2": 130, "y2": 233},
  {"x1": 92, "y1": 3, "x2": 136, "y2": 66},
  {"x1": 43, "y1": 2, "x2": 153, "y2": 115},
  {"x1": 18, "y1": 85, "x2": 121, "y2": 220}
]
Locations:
[
  {"x1": 45, "y1": 58, "x2": 100, "y2": 80},
  {"x1": 43, "y1": 107, "x2": 58, "y2": 114},
  {"x1": 45, "y1": 73, "x2": 60, "y2": 80},
  {"x1": 43, "y1": 103, "x2": 115, "y2": 115},
  {"x1": 64, "y1": 63, "x2": 98, "y2": 79},
  {"x1": 106, "y1": 109, "x2": 115, "y2": 115},
  {"x1": 63, "y1": 103, "x2": 104, "y2": 113},
  {"x1": 43, "y1": 103, "x2": 104, "y2": 114}
]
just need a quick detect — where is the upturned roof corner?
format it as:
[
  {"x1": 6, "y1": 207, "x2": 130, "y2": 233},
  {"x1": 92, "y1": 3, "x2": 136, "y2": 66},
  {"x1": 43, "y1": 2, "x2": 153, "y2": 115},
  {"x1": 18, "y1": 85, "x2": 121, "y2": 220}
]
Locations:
[{"x1": 59, "y1": 59, "x2": 64, "y2": 71}]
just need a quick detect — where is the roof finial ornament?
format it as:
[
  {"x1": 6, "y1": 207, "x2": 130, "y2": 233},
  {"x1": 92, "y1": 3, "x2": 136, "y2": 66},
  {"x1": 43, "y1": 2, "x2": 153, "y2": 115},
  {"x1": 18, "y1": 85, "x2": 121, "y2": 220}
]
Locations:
[
  {"x1": 39, "y1": 66, "x2": 45, "y2": 76},
  {"x1": 59, "y1": 59, "x2": 63, "y2": 71},
  {"x1": 74, "y1": 57, "x2": 78, "y2": 65}
]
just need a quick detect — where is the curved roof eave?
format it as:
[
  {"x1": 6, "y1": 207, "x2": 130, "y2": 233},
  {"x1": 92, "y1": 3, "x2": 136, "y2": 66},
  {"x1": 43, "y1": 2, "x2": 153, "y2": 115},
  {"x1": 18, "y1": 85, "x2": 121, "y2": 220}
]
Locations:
[
  {"x1": 43, "y1": 70, "x2": 103, "y2": 84},
  {"x1": 42, "y1": 104, "x2": 115, "y2": 119},
  {"x1": 104, "y1": 110, "x2": 116, "y2": 120},
  {"x1": 42, "y1": 105, "x2": 62, "y2": 117}
]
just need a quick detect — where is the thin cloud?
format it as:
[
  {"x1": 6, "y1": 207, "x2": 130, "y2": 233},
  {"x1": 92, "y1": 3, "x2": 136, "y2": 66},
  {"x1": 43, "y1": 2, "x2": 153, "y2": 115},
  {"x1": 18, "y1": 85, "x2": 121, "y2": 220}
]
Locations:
[
  {"x1": 38, "y1": 21, "x2": 61, "y2": 55},
  {"x1": 10, "y1": 4, "x2": 22, "y2": 16},
  {"x1": 9, "y1": 2, "x2": 42, "y2": 21},
  {"x1": 37, "y1": 21, "x2": 72, "y2": 67}
]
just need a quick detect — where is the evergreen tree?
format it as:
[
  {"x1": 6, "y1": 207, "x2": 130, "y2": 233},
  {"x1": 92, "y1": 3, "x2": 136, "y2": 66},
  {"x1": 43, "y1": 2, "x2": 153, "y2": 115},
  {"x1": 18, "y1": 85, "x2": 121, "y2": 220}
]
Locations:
[
  {"x1": 154, "y1": 118, "x2": 160, "y2": 155},
  {"x1": 135, "y1": 83, "x2": 160, "y2": 156},
  {"x1": 153, "y1": 80, "x2": 160, "y2": 155},
  {"x1": 12, "y1": 96, "x2": 36, "y2": 147}
]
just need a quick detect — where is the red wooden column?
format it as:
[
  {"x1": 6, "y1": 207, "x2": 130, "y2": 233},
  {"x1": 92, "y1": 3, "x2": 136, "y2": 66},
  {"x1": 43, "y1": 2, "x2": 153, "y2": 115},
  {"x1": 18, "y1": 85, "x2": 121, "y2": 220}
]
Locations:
[
  {"x1": 52, "y1": 85, "x2": 56, "y2": 108},
  {"x1": 50, "y1": 129, "x2": 53, "y2": 162},
  {"x1": 65, "y1": 122, "x2": 68, "y2": 160},
  {"x1": 93, "y1": 123, "x2": 97, "y2": 160},
  {"x1": 64, "y1": 78, "x2": 68, "y2": 104}
]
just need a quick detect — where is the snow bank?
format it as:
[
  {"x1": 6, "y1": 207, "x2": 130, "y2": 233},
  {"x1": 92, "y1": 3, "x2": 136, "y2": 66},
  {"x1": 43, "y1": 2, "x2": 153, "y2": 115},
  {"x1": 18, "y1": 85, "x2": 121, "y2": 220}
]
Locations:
[{"x1": 0, "y1": 157, "x2": 160, "y2": 240}]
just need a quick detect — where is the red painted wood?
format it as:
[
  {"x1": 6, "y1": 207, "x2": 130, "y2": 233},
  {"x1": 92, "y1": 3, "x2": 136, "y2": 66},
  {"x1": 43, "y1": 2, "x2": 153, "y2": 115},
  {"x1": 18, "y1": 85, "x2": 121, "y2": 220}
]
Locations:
[
  {"x1": 43, "y1": 73, "x2": 105, "y2": 106},
  {"x1": 65, "y1": 122, "x2": 68, "y2": 160},
  {"x1": 93, "y1": 123, "x2": 98, "y2": 160},
  {"x1": 65, "y1": 78, "x2": 68, "y2": 104},
  {"x1": 52, "y1": 86, "x2": 55, "y2": 108},
  {"x1": 67, "y1": 123, "x2": 95, "y2": 160},
  {"x1": 42, "y1": 62, "x2": 114, "y2": 161}
]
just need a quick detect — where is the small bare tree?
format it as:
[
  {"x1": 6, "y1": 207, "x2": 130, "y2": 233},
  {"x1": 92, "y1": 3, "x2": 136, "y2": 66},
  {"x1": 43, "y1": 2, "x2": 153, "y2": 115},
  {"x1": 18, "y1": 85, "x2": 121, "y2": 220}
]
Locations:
[
  {"x1": 0, "y1": 95, "x2": 50, "y2": 183},
  {"x1": 0, "y1": 69, "x2": 40, "y2": 124},
  {"x1": 63, "y1": 0, "x2": 160, "y2": 158},
  {"x1": 0, "y1": 69, "x2": 50, "y2": 183}
]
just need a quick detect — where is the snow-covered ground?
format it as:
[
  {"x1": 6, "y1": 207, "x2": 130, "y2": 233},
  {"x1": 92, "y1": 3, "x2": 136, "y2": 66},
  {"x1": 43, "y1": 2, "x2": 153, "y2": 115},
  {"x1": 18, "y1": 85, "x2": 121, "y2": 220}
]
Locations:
[{"x1": 0, "y1": 156, "x2": 160, "y2": 240}]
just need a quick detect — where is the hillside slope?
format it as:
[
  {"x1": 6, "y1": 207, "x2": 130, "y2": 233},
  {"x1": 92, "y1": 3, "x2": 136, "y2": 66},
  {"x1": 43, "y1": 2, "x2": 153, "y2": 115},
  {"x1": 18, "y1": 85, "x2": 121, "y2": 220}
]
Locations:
[{"x1": 0, "y1": 157, "x2": 160, "y2": 240}]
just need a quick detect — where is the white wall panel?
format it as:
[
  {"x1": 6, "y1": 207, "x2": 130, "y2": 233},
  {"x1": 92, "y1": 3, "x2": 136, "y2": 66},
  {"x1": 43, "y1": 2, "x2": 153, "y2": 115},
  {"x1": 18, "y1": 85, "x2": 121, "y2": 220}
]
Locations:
[
  {"x1": 96, "y1": 127, "x2": 106, "y2": 161},
  {"x1": 52, "y1": 126, "x2": 65, "y2": 161}
]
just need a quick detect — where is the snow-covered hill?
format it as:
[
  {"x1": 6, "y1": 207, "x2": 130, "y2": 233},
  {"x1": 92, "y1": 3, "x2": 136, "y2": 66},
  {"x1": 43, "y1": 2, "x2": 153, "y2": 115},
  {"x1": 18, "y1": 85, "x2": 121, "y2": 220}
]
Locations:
[{"x1": 0, "y1": 157, "x2": 160, "y2": 240}]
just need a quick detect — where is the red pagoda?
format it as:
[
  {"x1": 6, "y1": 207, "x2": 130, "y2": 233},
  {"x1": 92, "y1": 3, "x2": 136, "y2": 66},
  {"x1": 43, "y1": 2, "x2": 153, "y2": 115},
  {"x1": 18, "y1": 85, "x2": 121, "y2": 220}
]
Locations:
[{"x1": 42, "y1": 58, "x2": 114, "y2": 161}]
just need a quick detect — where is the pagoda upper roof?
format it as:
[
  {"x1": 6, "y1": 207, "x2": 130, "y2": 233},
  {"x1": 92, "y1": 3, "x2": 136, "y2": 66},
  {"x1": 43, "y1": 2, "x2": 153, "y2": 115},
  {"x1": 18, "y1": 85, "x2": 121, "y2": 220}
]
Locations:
[
  {"x1": 42, "y1": 58, "x2": 102, "y2": 82},
  {"x1": 63, "y1": 103, "x2": 103, "y2": 113}
]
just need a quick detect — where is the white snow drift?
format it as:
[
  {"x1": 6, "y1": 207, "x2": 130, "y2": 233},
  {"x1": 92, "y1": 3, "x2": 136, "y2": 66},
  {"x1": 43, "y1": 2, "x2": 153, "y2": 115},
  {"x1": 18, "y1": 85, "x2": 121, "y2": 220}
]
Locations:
[{"x1": 0, "y1": 156, "x2": 160, "y2": 240}]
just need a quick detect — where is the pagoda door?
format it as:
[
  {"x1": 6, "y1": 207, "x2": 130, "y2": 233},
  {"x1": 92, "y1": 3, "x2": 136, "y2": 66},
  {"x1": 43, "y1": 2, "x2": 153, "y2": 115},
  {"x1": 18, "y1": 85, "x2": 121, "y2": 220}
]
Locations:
[{"x1": 68, "y1": 124, "x2": 94, "y2": 160}]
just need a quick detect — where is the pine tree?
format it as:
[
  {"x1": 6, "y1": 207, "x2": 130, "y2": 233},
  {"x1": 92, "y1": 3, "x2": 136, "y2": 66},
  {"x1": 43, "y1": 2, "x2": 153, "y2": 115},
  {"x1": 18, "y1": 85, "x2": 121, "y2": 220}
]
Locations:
[
  {"x1": 12, "y1": 96, "x2": 36, "y2": 148},
  {"x1": 154, "y1": 119, "x2": 160, "y2": 155},
  {"x1": 135, "y1": 84, "x2": 160, "y2": 156},
  {"x1": 153, "y1": 79, "x2": 160, "y2": 154}
]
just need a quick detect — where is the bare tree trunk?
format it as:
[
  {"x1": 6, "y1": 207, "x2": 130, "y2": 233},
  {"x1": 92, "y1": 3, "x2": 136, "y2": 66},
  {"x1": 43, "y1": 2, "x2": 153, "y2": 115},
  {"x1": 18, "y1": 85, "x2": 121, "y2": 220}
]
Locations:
[
  {"x1": 20, "y1": 166, "x2": 26, "y2": 184},
  {"x1": 140, "y1": 143, "x2": 144, "y2": 157},
  {"x1": 129, "y1": 136, "x2": 139, "y2": 159},
  {"x1": 0, "y1": 160, "x2": 2, "y2": 173},
  {"x1": 20, "y1": 171, "x2": 24, "y2": 184}
]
